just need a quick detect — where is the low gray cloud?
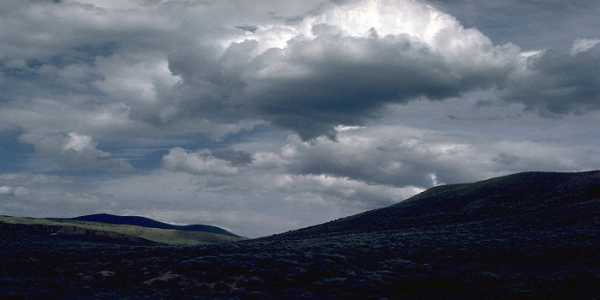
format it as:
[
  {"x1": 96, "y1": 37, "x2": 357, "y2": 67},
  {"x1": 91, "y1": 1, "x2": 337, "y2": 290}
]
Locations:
[
  {"x1": 263, "y1": 122, "x2": 596, "y2": 189},
  {"x1": 19, "y1": 132, "x2": 132, "y2": 173},
  {"x1": 504, "y1": 44, "x2": 600, "y2": 114},
  {"x1": 0, "y1": 185, "x2": 29, "y2": 198}
]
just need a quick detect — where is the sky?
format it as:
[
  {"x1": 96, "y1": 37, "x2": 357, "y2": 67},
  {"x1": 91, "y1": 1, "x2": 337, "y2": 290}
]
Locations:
[{"x1": 1, "y1": 0, "x2": 599, "y2": 237}]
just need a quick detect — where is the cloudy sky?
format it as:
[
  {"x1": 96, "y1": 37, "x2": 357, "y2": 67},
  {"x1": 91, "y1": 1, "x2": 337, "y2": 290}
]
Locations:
[{"x1": 1, "y1": 0, "x2": 599, "y2": 237}]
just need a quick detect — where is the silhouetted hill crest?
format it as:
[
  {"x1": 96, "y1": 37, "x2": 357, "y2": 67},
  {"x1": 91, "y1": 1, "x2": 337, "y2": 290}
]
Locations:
[
  {"x1": 71, "y1": 213, "x2": 239, "y2": 237},
  {"x1": 281, "y1": 170, "x2": 600, "y2": 238}
]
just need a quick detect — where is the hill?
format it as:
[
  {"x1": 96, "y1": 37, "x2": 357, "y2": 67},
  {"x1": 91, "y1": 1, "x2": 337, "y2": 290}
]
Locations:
[
  {"x1": 0, "y1": 215, "x2": 243, "y2": 246},
  {"x1": 280, "y1": 170, "x2": 600, "y2": 238},
  {"x1": 2, "y1": 171, "x2": 600, "y2": 299},
  {"x1": 70, "y1": 213, "x2": 239, "y2": 237}
]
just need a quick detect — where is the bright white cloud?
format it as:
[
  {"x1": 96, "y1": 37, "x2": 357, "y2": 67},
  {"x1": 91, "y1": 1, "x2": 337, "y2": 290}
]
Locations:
[
  {"x1": 93, "y1": 53, "x2": 181, "y2": 105},
  {"x1": 571, "y1": 38, "x2": 600, "y2": 56},
  {"x1": 0, "y1": 186, "x2": 13, "y2": 195},
  {"x1": 63, "y1": 132, "x2": 96, "y2": 153},
  {"x1": 230, "y1": 0, "x2": 499, "y2": 56},
  {"x1": 162, "y1": 148, "x2": 239, "y2": 176},
  {"x1": 273, "y1": 173, "x2": 423, "y2": 207},
  {"x1": 0, "y1": 185, "x2": 29, "y2": 198}
]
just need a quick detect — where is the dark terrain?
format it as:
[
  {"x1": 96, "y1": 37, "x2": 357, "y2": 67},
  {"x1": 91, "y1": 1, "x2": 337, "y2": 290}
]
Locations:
[{"x1": 2, "y1": 171, "x2": 600, "y2": 299}]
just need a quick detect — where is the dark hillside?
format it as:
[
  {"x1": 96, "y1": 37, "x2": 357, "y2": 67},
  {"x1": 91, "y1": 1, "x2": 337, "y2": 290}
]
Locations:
[
  {"x1": 282, "y1": 171, "x2": 600, "y2": 238},
  {"x1": 2, "y1": 171, "x2": 600, "y2": 299}
]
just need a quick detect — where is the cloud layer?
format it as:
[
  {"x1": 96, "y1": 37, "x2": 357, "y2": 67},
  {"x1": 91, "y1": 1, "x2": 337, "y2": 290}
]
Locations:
[
  {"x1": 2, "y1": 0, "x2": 598, "y2": 141},
  {"x1": 1, "y1": 0, "x2": 599, "y2": 236}
]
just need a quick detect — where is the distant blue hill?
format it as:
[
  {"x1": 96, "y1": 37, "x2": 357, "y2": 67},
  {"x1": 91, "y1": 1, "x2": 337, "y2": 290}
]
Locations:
[{"x1": 70, "y1": 213, "x2": 239, "y2": 237}]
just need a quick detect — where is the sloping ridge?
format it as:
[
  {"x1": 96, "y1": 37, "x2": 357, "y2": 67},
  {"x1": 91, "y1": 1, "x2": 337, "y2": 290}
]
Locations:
[
  {"x1": 282, "y1": 170, "x2": 600, "y2": 238},
  {"x1": 1, "y1": 214, "x2": 243, "y2": 245},
  {"x1": 72, "y1": 213, "x2": 239, "y2": 237},
  {"x1": 0, "y1": 220, "x2": 157, "y2": 246}
]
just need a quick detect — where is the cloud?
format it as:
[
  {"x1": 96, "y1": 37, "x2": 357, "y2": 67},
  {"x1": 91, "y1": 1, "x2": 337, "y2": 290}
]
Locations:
[
  {"x1": 429, "y1": 0, "x2": 600, "y2": 51},
  {"x1": 0, "y1": 0, "x2": 261, "y2": 146},
  {"x1": 3, "y1": 101, "x2": 600, "y2": 237},
  {"x1": 162, "y1": 148, "x2": 239, "y2": 176},
  {"x1": 259, "y1": 100, "x2": 600, "y2": 188},
  {"x1": 63, "y1": 132, "x2": 96, "y2": 152},
  {"x1": 0, "y1": 185, "x2": 29, "y2": 198},
  {"x1": 19, "y1": 131, "x2": 133, "y2": 173},
  {"x1": 504, "y1": 44, "x2": 600, "y2": 113},
  {"x1": 1, "y1": 0, "x2": 597, "y2": 143},
  {"x1": 167, "y1": 0, "x2": 522, "y2": 138},
  {"x1": 571, "y1": 38, "x2": 600, "y2": 56},
  {"x1": 89, "y1": 164, "x2": 423, "y2": 237},
  {"x1": 0, "y1": 0, "x2": 175, "y2": 63},
  {"x1": 272, "y1": 173, "x2": 423, "y2": 208},
  {"x1": 0, "y1": 0, "x2": 523, "y2": 140},
  {"x1": 275, "y1": 127, "x2": 483, "y2": 187},
  {"x1": 0, "y1": 173, "x2": 104, "y2": 217},
  {"x1": 92, "y1": 53, "x2": 181, "y2": 123}
]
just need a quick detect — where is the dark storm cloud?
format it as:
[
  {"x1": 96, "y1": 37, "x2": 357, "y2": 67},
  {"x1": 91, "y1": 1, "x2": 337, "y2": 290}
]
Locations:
[
  {"x1": 1, "y1": 0, "x2": 596, "y2": 142},
  {"x1": 240, "y1": 33, "x2": 516, "y2": 139},
  {"x1": 143, "y1": 0, "x2": 600, "y2": 139},
  {"x1": 505, "y1": 47, "x2": 600, "y2": 114},
  {"x1": 161, "y1": 0, "x2": 523, "y2": 139}
]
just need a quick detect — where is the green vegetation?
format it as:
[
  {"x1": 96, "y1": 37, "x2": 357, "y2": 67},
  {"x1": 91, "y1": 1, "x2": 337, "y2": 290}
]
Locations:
[{"x1": 0, "y1": 216, "x2": 243, "y2": 245}]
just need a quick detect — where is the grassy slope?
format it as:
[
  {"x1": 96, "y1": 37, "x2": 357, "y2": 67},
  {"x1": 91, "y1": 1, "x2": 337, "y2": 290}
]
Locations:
[{"x1": 0, "y1": 216, "x2": 242, "y2": 245}]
